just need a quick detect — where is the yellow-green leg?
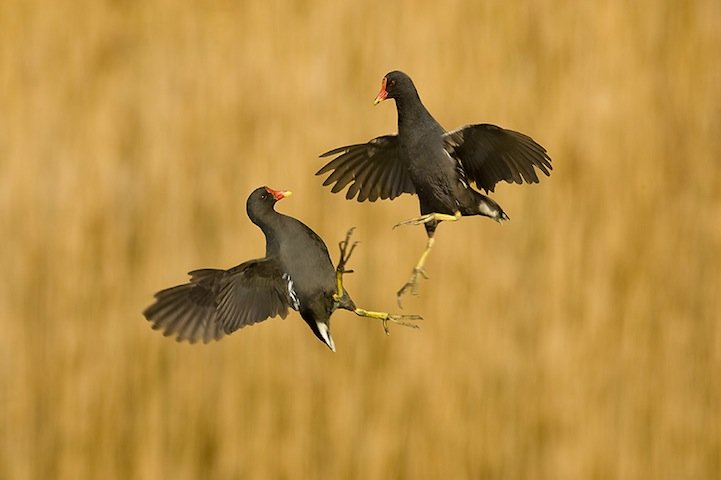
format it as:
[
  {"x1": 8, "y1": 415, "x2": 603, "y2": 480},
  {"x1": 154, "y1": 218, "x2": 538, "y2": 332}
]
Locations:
[
  {"x1": 396, "y1": 237, "x2": 434, "y2": 306},
  {"x1": 333, "y1": 227, "x2": 358, "y2": 302},
  {"x1": 353, "y1": 308, "x2": 422, "y2": 335},
  {"x1": 393, "y1": 211, "x2": 462, "y2": 229},
  {"x1": 333, "y1": 228, "x2": 422, "y2": 333},
  {"x1": 395, "y1": 211, "x2": 461, "y2": 307}
]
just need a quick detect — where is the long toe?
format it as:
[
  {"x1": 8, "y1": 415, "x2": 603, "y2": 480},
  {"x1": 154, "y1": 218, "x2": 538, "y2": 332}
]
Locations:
[
  {"x1": 382, "y1": 314, "x2": 422, "y2": 335},
  {"x1": 393, "y1": 214, "x2": 434, "y2": 229},
  {"x1": 337, "y1": 227, "x2": 359, "y2": 270},
  {"x1": 389, "y1": 314, "x2": 423, "y2": 327},
  {"x1": 396, "y1": 269, "x2": 426, "y2": 308},
  {"x1": 409, "y1": 267, "x2": 428, "y2": 294},
  {"x1": 396, "y1": 283, "x2": 411, "y2": 308}
]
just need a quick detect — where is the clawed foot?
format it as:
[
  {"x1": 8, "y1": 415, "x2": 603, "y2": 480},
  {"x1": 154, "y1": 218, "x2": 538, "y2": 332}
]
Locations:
[
  {"x1": 334, "y1": 227, "x2": 359, "y2": 303},
  {"x1": 354, "y1": 307, "x2": 422, "y2": 335},
  {"x1": 393, "y1": 214, "x2": 437, "y2": 228},
  {"x1": 396, "y1": 267, "x2": 429, "y2": 308},
  {"x1": 393, "y1": 212, "x2": 461, "y2": 229},
  {"x1": 380, "y1": 313, "x2": 423, "y2": 336},
  {"x1": 337, "y1": 227, "x2": 358, "y2": 275}
]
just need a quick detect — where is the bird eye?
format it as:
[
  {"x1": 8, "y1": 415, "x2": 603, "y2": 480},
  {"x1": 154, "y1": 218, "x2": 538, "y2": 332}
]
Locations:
[{"x1": 390, "y1": 79, "x2": 396, "y2": 87}]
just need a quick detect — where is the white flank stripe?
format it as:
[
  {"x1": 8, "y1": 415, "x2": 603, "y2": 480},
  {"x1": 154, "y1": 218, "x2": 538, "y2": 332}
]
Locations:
[{"x1": 283, "y1": 273, "x2": 300, "y2": 310}]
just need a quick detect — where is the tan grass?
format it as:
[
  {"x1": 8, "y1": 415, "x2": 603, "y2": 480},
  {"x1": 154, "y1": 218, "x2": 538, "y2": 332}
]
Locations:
[{"x1": 1, "y1": 0, "x2": 720, "y2": 478}]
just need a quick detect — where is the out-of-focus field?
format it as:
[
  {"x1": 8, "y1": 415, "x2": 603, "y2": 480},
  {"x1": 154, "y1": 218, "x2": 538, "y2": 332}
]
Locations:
[{"x1": 2, "y1": 0, "x2": 720, "y2": 478}]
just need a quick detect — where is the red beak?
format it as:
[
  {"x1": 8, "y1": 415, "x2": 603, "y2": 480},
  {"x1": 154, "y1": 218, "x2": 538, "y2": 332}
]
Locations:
[
  {"x1": 265, "y1": 187, "x2": 293, "y2": 201},
  {"x1": 374, "y1": 77, "x2": 388, "y2": 105}
]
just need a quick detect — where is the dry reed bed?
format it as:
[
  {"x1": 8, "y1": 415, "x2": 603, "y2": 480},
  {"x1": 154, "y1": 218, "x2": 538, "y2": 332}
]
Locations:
[{"x1": 1, "y1": 0, "x2": 720, "y2": 478}]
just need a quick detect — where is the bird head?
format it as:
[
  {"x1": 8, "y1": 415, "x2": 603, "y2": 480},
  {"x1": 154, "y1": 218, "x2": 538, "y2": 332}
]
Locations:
[
  {"x1": 264, "y1": 186, "x2": 292, "y2": 201},
  {"x1": 374, "y1": 70, "x2": 415, "y2": 105},
  {"x1": 246, "y1": 186, "x2": 292, "y2": 224}
]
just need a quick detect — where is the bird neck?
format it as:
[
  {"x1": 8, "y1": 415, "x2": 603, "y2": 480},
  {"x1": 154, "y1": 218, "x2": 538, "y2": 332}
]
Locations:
[
  {"x1": 395, "y1": 93, "x2": 436, "y2": 135},
  {"x1": 249, "y1": 206, "x2": 281, "y2": 241}
]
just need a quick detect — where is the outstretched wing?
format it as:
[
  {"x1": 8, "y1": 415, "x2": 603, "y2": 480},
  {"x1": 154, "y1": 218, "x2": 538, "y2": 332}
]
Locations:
[
  {"x1": 316, "y1": 135, "x2": 415, "y2": 202},
  {"x1": 444, "y1": 124, "x2": 552, "y2": 193},
  {"x1": 143, "y1": 258, "x2": 290, "y2": 344}
]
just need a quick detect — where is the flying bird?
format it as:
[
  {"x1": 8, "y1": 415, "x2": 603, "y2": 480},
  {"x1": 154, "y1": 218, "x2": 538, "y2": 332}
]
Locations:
[
  {"x1": 143, "y1": 186, "x2": 420, "y2": 351},
  {"x1": 317, "y1": 71, "x2": 552, "y2": 305}
]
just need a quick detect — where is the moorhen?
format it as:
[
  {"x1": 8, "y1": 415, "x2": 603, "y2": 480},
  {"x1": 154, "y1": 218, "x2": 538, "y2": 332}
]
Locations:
[
  {"x1": 317, "y1": 71, "x2": 552, "y2": 305},
  {"x1": 143, "y1": 186, "x2": 420, "y2": 351}
]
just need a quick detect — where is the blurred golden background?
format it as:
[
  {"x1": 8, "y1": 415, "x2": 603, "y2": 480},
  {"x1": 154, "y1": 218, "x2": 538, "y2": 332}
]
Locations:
[{"x1": 2, "y1": 0, "x2": 720, "y2": 478}]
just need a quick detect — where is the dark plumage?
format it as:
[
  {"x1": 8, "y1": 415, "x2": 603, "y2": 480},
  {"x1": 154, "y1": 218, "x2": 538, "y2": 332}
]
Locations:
[
  {"x1": 143, "y1": 186, "x2": 419, "y2": 351},
  {"x1": 317, "y1": 71, "x2": 552, "y2": 304}
]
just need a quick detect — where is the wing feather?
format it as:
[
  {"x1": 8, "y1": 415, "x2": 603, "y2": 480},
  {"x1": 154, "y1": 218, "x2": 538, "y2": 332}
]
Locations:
[
  {"x1": 317, "y1": 135, "x2": 415, "y2": 201},
  {"x1": 143, "y1": 258, "x2": 291, "y2": 344},
  {"x1": 444, "y1": 124, "x2": 552, "y2": 192}
]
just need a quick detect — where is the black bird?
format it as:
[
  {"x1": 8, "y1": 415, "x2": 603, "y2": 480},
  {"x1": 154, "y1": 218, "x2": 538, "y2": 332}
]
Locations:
[
  {"x1": 143, "y1": 186, "x2": 420, "y2": 351},
  {"x1": 317, "y1": 71, "x2": 552, "y2": 305}
]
